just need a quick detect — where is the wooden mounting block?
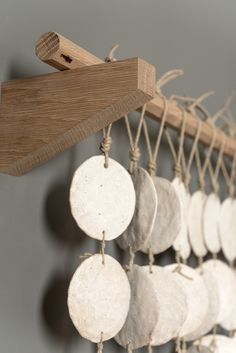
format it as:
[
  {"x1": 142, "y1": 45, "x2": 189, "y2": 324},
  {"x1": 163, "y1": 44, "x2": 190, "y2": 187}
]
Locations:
[
  {"x1": 0, "y1": 58, "x2": 155, "y2": 175},
  {"x1": 36, "y1": 32, "x2": 236, "y2": 159}
]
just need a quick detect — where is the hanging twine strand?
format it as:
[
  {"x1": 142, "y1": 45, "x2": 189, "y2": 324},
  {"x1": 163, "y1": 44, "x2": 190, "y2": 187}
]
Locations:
[
  {"x1": 97, "y1": 332, "x2": 104, "y2": 353},
  {"x1": 143, "y1": 69, "x2": 184, "y2": 176},
  {"x1": 100, "y1": 231, "x2": 106, "y2": 265},
  {"x1": 125, "y1": 245, "x2": 135, "y2": 272},
  {"x1": 127, "y1": 342, "x2": 133, "y2": 353},
  {"x1": 124, "y1": 104, "x2": 146, "y2": 174},
  {"x1": 148, "y1": 247, "x2": 154, "y2": 274},
  {"x1": 105, "y1": 44, "x2": 119, "y2": 63},
  {"x1": 147, "y1": 336, "x2": 152, "y2": 353}
]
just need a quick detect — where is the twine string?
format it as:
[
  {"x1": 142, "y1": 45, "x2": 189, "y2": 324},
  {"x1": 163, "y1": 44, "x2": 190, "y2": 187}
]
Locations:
[
  {"x1": 100, "y1": 231, "x2": 106, "y2": 265},
  {"x1": 100, "y1": 124, "x2": 112, "y2": 168},
  {"x1": 97, "y1": 332, "x2": 104, "y2": 353},
  {"x1": 125, "y1": 245, "x2": 135, "y2": 272}
]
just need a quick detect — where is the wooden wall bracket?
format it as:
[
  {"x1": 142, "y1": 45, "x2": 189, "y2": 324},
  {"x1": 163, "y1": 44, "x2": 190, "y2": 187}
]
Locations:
[
  {"x1": 0, "y1": 56, "x2": 155, "y2": 176},
  {"x1": 36, "y1": 32, "x2": 236, "y2": 160}
]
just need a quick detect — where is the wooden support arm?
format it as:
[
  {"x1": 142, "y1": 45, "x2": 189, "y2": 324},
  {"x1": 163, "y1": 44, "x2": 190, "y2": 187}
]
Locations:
[
  {"x1": 36, "y1": 32, "x2": 236, "y2": 159},
  {"x1": 0, "y1": 58, "x2": 155, "y2": 176}
]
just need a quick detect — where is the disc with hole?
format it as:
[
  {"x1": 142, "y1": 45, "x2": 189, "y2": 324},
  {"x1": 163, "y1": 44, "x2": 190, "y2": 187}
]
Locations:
[
  {"x1": 68, "y1": 254, "x2": 131, "y2": 343},
  {"x1": 172, "y1": 177, "x2": 191, "y2": 260},
  {"x1": 165, "y1": 264, "x2": 208, "y2": 338},
  {"x1": 115, "y1": 265, "x2": 159, "y2": 349},
  {"x1": 142, "y1": 265, "x2": 187, "y2": 345},
  {"x1": 188, "y1": 190, "x2": 207, "y2": 257},
  {"x1": 202, "y1": 259, "x2": 235, "y2": 323},
  {"x1": 184, "y1": 266, "x2": 219, "y2": 341},
  {"x1": 70, "y1": 156, "x2": 136, "y2": 240},
  {"x1": 219, "y1": 197, "x2": 236, "y2": 262},
  {"x1": 116, "y1": 167, "x2": 158, "y2": 252},
  {"x1": 219, "y1": 269, "x2": 236, "y2": 330},
  {"x1": 140, "y1": 176, "x2": 181, "y2": 254},
  {"x1": 203, "y1": 193, "x2": 221, "y2": 254},
  {"x1": 194, "y1": 334, "x2": 236, "y2": 353}
]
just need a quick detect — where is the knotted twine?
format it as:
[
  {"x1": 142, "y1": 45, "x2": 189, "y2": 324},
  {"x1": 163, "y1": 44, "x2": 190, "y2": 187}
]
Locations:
[{"x1": 142, "y1": 69, "x2": 184, "y2": 272}]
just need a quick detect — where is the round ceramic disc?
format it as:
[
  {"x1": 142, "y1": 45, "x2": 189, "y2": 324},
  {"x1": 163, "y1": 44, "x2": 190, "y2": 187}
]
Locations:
[
  {"x1": 116, "y1": 167, "x2": 158, "y2": 252},
  {"x1": 165, "y1": 264, "x2": 208, "y2": 338},
  {"x1": 203, "y1": 193, "x2": 221, "y2": 254},
  {"x1": 202, "y1": 259, "x2": 235, "y2": 323},
  {"x1": 142, "y1": 265, "x2": 187, "y2": 345},
  {"x1": 140, "y1": 176, "x2": 181, "y2": 254},
  {"x1": 195, "y1": 334, "x2": 236, "y2": 353},
  {"x1": 184, "y1": 266, "x2": 219, "y2": 341},
  {"x1": 219, "y1": 198, "x2": 236, "y2": 262},
  {"x1": 220, "y1": 269, "x2": 236, "y2": 330},
  {"x1": 70, "y1": 156, "x2": 135, "y2": 240},
  {"x1": 115, "y1": 265, "x2": 159, "y2": 349},
  {"x1": 188, "y1": 190, "x2": 207, "y2": 257},
  {"x1": 172, "y1": 177, "x2": 191, "y2": 260},
  {"x1": 68, "y1": 254, "x2": 131, "y2": 342},
  {"x1": 187, "y1": 346, "x2": 212, "y2": 353}
]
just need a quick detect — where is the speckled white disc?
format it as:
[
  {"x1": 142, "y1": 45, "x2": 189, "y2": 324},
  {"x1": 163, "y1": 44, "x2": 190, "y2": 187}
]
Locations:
[
  {"x1": 219, "y1": 198, "x2": 236, "y2": 262},
  {"x1": 195, "y1": 334, "x2": 236, "y2": 353},
  {"x1": 220, "y1": 269, "x2": 236, "y2": 330},
  {"x1": 140, "y1": 176, "x2": 181, "y2": 254},
  {"x1": 68, "y1": 254, "x2": 131, "y2": 342},
  {"x1": 188, "y1": 190, "x2": 207, "y2": 257},
  {"x1": 202, "y1": 259, "x2": 235, "y2": 323},
  {"x1": 165, "y1": 264, "x2": 208, "y2": 338},
  {"x1": 142, "y1": 265, "x2": 187, "y2": 345},
  {"x1": 203, "y1": 193, "x2": 221, "y2": 254},
  {"x1": 116, "y1": 167, "x2": 158, "y2": 252},
  {"x1": 70, "y1": 156, "x2": 135, "y2": 240},
  {"x1": 184, "y1": 266, "x2": 219, "y2": 341},
  {"x1": 115, "y1": 265, "x2": 159, "y2": 349},
  {"x1": 172, "y1": 177, "x2": 191, "y2": 260}
]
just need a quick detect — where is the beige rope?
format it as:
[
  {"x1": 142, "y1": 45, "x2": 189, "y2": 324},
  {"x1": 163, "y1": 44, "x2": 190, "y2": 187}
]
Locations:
[
  {"x1": 124, "y1": 245, "x2": 135, "y2": 272},
  {"x1": 100, "y1": 124, "x2": 112, "y2": 168},
  {"x1": 127, "y1": 342, "x2": 133, "y2": 353},
  {"x1": 124, "y1": 104, "x2": 146, "y2": 174},
  {"x1": 147, "y1": 336, "x2": 152, "y2": 353},
  {"x1": 221, "y1": 150, "x2": 236, "y2": 197},
  {"x1": 173, "y1": 251, "x2": 193, "y2": 280},
  {"x1": 148, "y1": 247, "x2": 154, "y2": 274},
  {"x1": 97, "y1": 332, "x2": 104, "y2": 353},
  {"x1": 105, "y1": 44, "x2": 119, "y2": 62}
]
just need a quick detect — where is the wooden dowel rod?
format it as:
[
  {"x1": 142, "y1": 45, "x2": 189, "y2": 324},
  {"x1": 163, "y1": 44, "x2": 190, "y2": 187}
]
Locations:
[{"x1": 36, "y1": 32, "x2": 236, "y2": 158}]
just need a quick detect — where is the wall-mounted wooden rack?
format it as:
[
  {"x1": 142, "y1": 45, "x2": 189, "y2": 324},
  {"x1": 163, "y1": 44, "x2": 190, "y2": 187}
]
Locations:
[{"x1": 0, "y1": 31, "x2": 235, "y2": 176}]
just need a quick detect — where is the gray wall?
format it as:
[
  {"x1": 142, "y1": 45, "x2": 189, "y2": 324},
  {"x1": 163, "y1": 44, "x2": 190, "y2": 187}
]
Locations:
[{"x1": 0, "y1": 1, "x2": 236, "y2": 353}]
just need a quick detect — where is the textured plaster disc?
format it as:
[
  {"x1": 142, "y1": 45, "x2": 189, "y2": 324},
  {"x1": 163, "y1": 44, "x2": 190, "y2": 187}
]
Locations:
[
  {"x1": 165, "y1": 264, "x2": 208, "y2": 338},
  {"x1": 116, "y1": 167, "x2": 158, "y2": 252},
  {"x1": 188, "y1": 190, "x2": 207, "y2": 257},
  {"x1": 70, "y1": 156, "x2": 135, "y2": 240},
  {"x1": 203, "y1": 193, "x2": 221, "y2": 254},
  {"x1": 220, "y1": 269, "x2": 236, "y2": 330},
  {"x1": 219, "y1": 198, "x2": 236, "y2": 262},
  {"x1": 115, "y1": 265, "x2": 159, "y2": 349},
  {"x1": 140, "y1": 176, "x2": 181, "y2": 254},
  {"x1": 142, "y1": 265, "x2": 187, "y2": 345},
  {"x1": 202, "y1": 259, "x2": 235, "y2": 323},
  {"x1": 68, "y1": 254, "x2": 131, "y2": 343},
  {"x1": 184, "y1": 266, "x2": 219, "y2": 341},
  {"x1": 187, "y1": 346, "x2": 212, "y2": 353},
  {"x1": 195, "y1": 334, "x2": 236, "y2": 353},
  {"x1": 172, "y1": 177, "x2": 191, "y2": 260}
]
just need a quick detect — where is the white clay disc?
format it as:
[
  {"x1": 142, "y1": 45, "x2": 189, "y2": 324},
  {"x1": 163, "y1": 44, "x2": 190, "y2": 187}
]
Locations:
[
  {"x1": 172, "y1": 177, "x2": 191, "y2": 260},
  {"x1": 184, "y1": 266, "x2": 219, "y2": 341},
  {"x1": 68, "y1": 254, "x2": 131, "y2": 342},
  {"x1": 187, "y1": 346, "x2": 212, "y2": 353},
  {"x1": 115, "y1": 265, "x2": 159, "y2": 349},
  {"x1": 70, "y1": 156, "x2": 135, "y2": 240},
  {"x1": 202, "y1": 193, "x2": 221, "y2": 254},
  {"x1": 219, "y1": 198, "x2": 236, "y2": 262},
  {"x1": 142, "y1": 265, "x2": 187, "y2": 345},
  {"x1": 188, "y1": 190, "x2": 207, "y2": 257},
  {"x1": 220, "y1": 269, "x2": 236, "y2": 330},
  {"x1": 195, "y1": 334, "x2": 236, "y2": 353},
  {"x1": 116, "y1": 167, "x2": 158, "y2": 252},
  {"x1": 202, "y1": 259, "x2": 235, "y2": 323},
  {"x1": 140, "y1": 176, "x2": 181, "y2": 254},
  {"x1": 165, "y1": 263, "x2": 208, "y2": 338}
]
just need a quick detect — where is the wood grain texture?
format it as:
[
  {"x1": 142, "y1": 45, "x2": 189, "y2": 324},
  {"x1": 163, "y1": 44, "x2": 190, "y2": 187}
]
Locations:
[
  {"x1": 0, "y1": 58, "x2": 155, "y2": 175},
  {"x1": 36, "y1": 31, "x2": 236, "y2": 159}
]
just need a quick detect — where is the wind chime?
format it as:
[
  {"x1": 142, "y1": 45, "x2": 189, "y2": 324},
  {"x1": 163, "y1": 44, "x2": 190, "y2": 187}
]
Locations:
[{"x1": 1, "y1": 32, "x2": 236, "y2": 353}]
